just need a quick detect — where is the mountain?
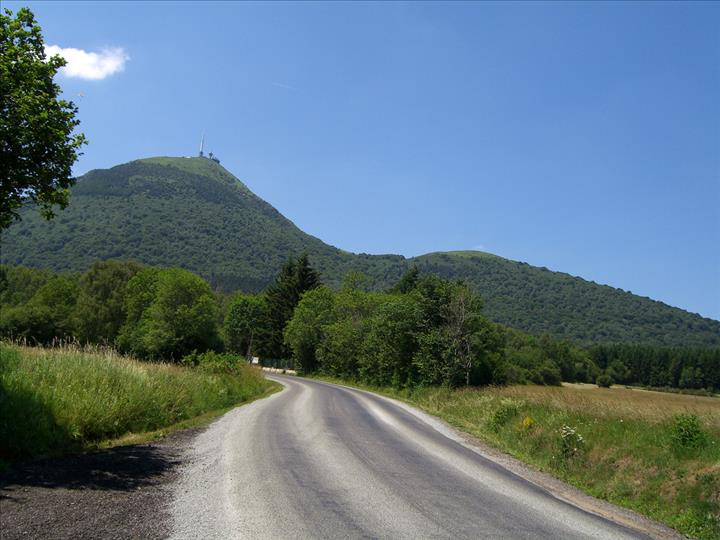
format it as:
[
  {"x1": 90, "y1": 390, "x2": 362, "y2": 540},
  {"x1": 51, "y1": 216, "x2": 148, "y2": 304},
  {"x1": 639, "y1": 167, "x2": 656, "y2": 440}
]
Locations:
[{"x1": 2, "y1": 156, "x2": 718, "y2": 346}]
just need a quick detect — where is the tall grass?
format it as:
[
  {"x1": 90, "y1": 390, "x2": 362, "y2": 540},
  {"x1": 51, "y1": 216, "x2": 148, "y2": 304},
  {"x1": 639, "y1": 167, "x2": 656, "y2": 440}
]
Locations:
[
  {"x1": 0, "y1": 344, "x2": 275, "y2": 462},
  {"x1": 499, "y1": 383, "x2": 720, "y2": 428},
  {"x1": 320, "y1": 377, "x2": 720, "y2": 540}
]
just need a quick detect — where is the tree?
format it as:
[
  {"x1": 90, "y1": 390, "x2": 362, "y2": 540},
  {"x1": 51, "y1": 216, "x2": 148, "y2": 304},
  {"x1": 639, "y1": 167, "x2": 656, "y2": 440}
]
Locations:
[
  {"x1": 442, "y1": 282, "x2": 487, "y2": 386},
  {"x1": 679, "y1": 365, "x2": 704, "y2": 390},
  {"x1": 409, "y1": 276, "x2": 500, "y2": 387},
  {"x1": 0, "y1": 7, "x2": 87, "y2": 230},
  {"x1": 360, "y1": 294, "x2": 422, "y2": 387},
  {"x1": 295, "y1": 254, "x2": 321, "y2": 293},
  {"x1": 284, "y1": 286, "x2": 335, "y2": 374},
  {"x1": 606, "y1": 359, "x2": 632, "y2": 385},
  {"x1": 223, "y1": 293, "x2": 265, "y2": 358},
  {"x1": 116, "y1": 268, "x2": 219, "y2": 360},
  {"x1": 0, "y1": 274, "x2": 79, "y2": 343},
  {"x1": 389, "y1": 266, "x2": 419, "y2": 294},
  {"x1": 308, "y1": 280, "x2": 380, "y2": 378},
  {"x1": 0, "y1": 264, "x2": 53, "y2": 306},
  {"x1": 73, "y1": 260, "x2": 144, "y2": 344},
  {"x1": 256, "y1": 255, "x2": 321, "y2": 359}
]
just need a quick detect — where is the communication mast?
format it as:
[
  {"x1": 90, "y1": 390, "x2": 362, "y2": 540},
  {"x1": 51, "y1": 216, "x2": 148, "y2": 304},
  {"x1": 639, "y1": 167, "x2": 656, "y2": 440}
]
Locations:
[{"x1": 197, "y1": 133, "x2": 220, "y2": 163}]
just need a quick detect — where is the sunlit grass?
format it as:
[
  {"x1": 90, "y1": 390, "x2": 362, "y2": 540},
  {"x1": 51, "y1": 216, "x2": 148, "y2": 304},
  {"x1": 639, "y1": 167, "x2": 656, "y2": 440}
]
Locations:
[
  {"x1": 0, "y1": 343, "x2": 276, "y2": 462},
  {"x1": 496, "y1": 383, "x2": 720, "y2": 429}
]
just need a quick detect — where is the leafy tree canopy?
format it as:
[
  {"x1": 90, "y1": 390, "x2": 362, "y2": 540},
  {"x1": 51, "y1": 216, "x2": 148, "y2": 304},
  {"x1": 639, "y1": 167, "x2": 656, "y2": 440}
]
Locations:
[
  {"x1": 116, "y1": 268, "x2": 219, "y2": 360},
  {"x1": 73, "y1": 259, "x2": 144, "y2": 344},
  {"x1": 223, "y1": 292, "x2": 266, "y2": 357},
  {"x1": 0, "y1": 7, "x2": 87, "y2": 229},
  {"x1": 284, "y1": 286, "x2": 335, "y2": 374}
]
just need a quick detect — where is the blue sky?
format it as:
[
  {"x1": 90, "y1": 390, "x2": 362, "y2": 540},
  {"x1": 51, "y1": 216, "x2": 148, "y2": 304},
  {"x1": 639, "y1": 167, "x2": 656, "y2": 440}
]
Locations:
[{"x1": 10, "y1": 1, "x2": 720, "y2": 320}]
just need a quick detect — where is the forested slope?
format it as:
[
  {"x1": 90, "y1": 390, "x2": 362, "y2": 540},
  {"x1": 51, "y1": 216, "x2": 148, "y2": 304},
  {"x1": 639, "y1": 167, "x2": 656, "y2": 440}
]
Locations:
[
  {"x1": 413, "y1": 251, "x2": 720, "y2": 345},
  {"x1": 2, "y1": 156, "x2": 718, "y2": 346}
]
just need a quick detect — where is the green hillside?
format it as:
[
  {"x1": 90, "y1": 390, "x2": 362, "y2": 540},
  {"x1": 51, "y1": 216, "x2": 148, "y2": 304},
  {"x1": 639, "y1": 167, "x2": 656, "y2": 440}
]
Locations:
[
  {"x1": 2, "y1": 156, "x2": 718, "y2": 346},
  {"x1": 412, "y1": 251, "x2": 719, "y2": 345},
  {"x1": 1, "y1": 157, "x2": 405, "y2": 291}
]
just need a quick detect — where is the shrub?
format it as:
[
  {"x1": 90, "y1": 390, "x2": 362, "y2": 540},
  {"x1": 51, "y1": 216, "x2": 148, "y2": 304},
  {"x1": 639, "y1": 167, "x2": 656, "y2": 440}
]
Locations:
[
  {"x1": 493, "y1": 362, "x2": 529, "y2": 385},
  {"x1": 518, "y1": 415, "x2": 535, "y2": 431},
  {"x1": 559, "y1": 424, "x2": 585, "y2": 459},
  {"x1": 182, "y1": 350, "x2": 245, "y2": 373},
  {"x1": 670, "y1": 414, "x2": 706, "y2": 450},
  {"x1": 489, "y1": 399, "x2": 520, "y2": 431},
  {"x1": 596, "y1": 374, "x2": 614, "y2": 388},
  {"x1": 539, "y1": 363, "x2": 562, "y2": 386}
]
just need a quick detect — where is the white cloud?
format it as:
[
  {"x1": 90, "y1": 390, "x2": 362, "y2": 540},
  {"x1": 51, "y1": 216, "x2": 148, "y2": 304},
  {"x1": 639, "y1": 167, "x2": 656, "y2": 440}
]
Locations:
[
  {"x1": 45, "y1": 45, "x2": 129, "y2": 80},
  {"x1": 271, "y1": 81, "x2": 297, "y2": 91}
]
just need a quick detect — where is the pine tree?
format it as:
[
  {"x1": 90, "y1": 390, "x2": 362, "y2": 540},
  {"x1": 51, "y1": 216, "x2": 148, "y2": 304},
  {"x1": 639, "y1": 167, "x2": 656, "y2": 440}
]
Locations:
[
  {"x1": 390, "y1": 266, "x2": 419, "y2": 294},
  {"x1": 255, "y1": 255, "x2": 321, "y2": 360}
]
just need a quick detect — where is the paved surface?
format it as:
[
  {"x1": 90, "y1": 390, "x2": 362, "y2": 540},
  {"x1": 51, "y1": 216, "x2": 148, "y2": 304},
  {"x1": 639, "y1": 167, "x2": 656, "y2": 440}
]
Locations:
[{"x1": 170, "y1": 375, "x2": 656, "y2": 539}]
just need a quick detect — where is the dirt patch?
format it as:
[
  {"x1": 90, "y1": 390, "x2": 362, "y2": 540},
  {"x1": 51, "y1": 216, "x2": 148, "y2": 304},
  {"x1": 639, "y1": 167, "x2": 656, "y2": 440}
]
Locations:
[{"x1": 0, "y1": 428, "x2": 199, "y2": 539}]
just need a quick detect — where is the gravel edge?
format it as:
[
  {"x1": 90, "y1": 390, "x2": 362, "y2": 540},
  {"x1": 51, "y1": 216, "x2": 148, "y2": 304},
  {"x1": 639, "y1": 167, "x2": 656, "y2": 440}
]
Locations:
[{"x1": 0, "y1": 427, "x2": 202, "y2": 540}]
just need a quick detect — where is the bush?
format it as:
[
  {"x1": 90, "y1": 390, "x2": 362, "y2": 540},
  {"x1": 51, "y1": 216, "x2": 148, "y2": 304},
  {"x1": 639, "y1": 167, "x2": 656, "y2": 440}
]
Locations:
[
  {"x1": 0, "y1": 304, "x2": 56, "y2": 343},
  {"x1": 518, "y1": 415, "x2": 535, "y2": 431},
  {"x1": 488, "y1": 399, "x2": 520, "y2": 431},
  {"x1": 670, "y1": 414, "x2": 706, "y2": 451},
  {"x1": 539, "y1": 363, "x2": 562, "y2": 386},
  {"x1": 596, "y1": 374, "x2": 614, "y2": 388},
  {"x1": 558, "y1": 424, "x2": 586, "y2": 459},
  {"x1": 182, "y1": 350, "x2": 244, "y2": 373},
  {"x1": 493, "y1": 362, "x2": 530, "y2": 385}
]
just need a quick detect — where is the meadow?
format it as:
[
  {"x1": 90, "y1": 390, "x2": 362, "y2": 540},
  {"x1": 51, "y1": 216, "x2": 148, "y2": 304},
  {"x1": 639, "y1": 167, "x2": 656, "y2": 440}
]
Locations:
[
  {"x1": 0, "y1": 344, "x2": 278, "y2": 463},
  {"x1": 320, "y1": 378, "x2": 720, "y2": 540}
]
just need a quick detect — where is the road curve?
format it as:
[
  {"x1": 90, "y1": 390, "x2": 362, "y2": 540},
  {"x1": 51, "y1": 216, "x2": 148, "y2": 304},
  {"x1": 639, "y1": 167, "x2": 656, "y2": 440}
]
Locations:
[{"x1": 170, "y1": 375, "x2": 653, "y2": 539}]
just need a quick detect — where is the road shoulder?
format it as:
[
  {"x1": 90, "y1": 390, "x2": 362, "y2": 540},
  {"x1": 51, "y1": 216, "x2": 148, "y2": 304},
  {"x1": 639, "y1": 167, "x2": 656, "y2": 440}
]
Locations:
[{"x1": 0, "y1": 427, "x2": 202, "y2": 540}]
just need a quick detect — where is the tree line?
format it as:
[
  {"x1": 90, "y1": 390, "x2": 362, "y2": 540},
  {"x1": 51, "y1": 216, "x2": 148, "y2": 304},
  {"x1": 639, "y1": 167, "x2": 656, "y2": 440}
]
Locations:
[
  {"x1": 589, "y1": 343, "x2": 720, "y2": 392},
  {"x1": 1, "y1": 260, "x2": 718, "y2": 391}
]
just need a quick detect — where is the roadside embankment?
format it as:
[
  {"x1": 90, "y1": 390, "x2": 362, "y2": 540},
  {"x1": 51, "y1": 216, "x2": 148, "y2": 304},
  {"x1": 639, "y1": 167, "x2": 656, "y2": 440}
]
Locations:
[
  {"x1": 0, "y1": 344, "x2": 279, "y2": 464},
  {"x1": 312, "y1": 376, "x2": 720, "y2": 540}
]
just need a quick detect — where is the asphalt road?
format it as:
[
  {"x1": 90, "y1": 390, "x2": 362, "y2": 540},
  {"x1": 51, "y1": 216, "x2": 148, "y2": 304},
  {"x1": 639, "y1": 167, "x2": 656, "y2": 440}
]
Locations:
[{"x1": 170, "y1": 375, "x2": 655, "y2": 540}]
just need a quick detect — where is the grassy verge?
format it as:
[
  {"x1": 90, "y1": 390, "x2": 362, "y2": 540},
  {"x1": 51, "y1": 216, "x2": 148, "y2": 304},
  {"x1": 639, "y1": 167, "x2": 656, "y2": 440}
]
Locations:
[
  {"x1": 0, "y1": 344, "x2": 280, "y2": 465},
  {"x1": 313, "y1": 376, "x2": 720, "y2": 540}
]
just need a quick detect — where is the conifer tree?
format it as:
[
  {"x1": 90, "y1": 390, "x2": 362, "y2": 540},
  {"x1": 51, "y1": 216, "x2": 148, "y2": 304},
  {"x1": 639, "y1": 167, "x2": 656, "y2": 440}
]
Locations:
[{"x1": 256, "y1": 255, "x2": 321, "y2": 360}]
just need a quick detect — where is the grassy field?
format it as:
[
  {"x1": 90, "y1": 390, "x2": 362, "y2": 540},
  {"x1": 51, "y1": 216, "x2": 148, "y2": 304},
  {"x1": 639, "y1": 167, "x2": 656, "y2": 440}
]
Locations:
[
  {"x1": 318, "y1": 377, "x2": 720, "y2": 540},
  {"x1": 0, "y1": 344, "x2": 278, "y2": 463}
]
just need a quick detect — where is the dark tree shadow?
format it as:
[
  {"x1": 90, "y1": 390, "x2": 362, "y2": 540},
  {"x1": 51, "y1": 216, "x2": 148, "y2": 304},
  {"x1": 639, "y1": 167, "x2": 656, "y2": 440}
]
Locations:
[{"x1": 0, "y1": 442, "x2": 182, "y2": 498}]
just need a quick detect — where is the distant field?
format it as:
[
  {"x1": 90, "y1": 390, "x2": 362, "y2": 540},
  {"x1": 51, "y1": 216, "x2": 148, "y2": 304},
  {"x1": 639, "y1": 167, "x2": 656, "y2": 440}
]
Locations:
[
  {"x1": 505, "y1": 383, "x2": 720, "y2": 429},
  {"x1": 319, "y1": 377, "x2": 720, "y2": 540},
  {"x1": 0, "y1": 344, "x2": 278, "y2": 463}
]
